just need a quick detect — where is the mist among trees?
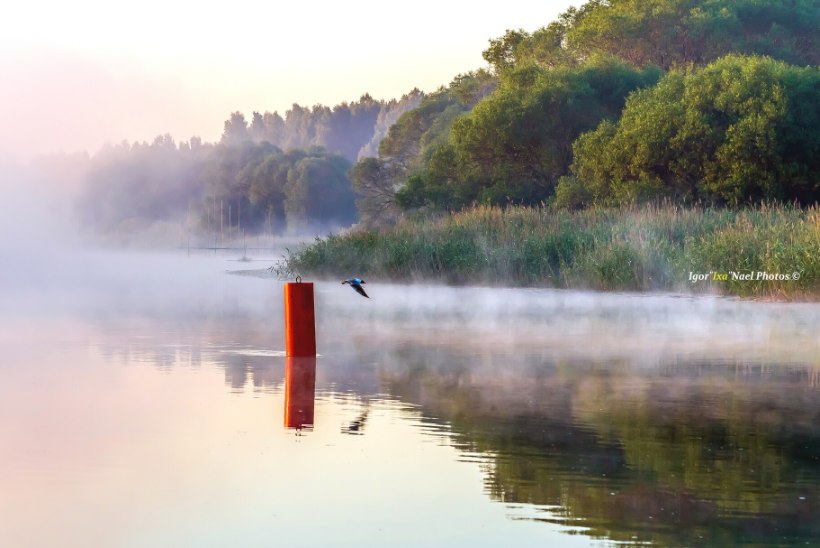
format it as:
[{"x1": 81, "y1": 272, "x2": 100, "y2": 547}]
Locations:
[
  {"x1": 77, "y1": 91, "x2": 424, "y2": 241},
  {"x1": 78, "y1": 138, "x2": 356, "y2": 241},
  {"x1": 222, "y1": 91, "x2": 423, "y2": 163},
  {"x1": 76, "y1": 0, "x2": 819, "y2": 243}
]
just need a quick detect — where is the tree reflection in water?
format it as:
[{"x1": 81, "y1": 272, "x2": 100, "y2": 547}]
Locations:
[
  {"x1": 86, "y1": 292, "x2": 820, "y2": 545},
  {"x1": 379, "y1": 349, "x2": 820, "y2": 546}
]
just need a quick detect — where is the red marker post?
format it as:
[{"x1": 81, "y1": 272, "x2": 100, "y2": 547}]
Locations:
[{"x1": 284, "y1": 277, "x2": 316, "y2": 357}]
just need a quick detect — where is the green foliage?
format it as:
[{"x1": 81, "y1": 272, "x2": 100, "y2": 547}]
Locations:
[
  {"x1": 387, "y1": 1, "x2": 819, "y2": 216},
  {"x1": 207, "y1": 143, "x2": 355, "y2": 234},
  {"x1": 493, "y1": 0, "x2": 820, "y2": 71},
  {"x1": 376, "y1": 92, "x2": 458, "y2": 172},
  {"x1": 286, "y1": 204, "x2": 820, "y2": 299},
  {"x1": 349, "y1": 157, "x2": 402, "y2": 228},
  {"x1": 377, "y1": 71, "x2": 496, "y2": 172},
  {"x1": 246, "y1": 152, "x2": 293, "y2": 234},
  {"x1": 482, "y1": 29, "x2": 530, "y2": 73},
  {"x1": 81, "y1": 1, "x2": 820, "y2": 238},
  {"x1": 400, "y1": 57, "x2": 661, "y2": 210},
  {"x1": 481, "y1": 12, "x2": 584, "y2": 73},
  {"x1": 686, "y1": 206, "x2": 820, "y2": 297},
  {"x1": 284, "y1": 154, "x2": 357, "y2": 232},
  {"x1": 80, "y1": 139, "x2": 357, "y2": 237},
  {"x1": 349, "y1": 71, "x2": 496, "y2": 221},
  {"x1": 357, "y1": 90, "x2": 424, "y2": 158},
  {"x1": 563, "y1": 55, "x2": 820, "y2": 207}
]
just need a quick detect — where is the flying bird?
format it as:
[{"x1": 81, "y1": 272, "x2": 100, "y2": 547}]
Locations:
[{"x1": 342, "y1": 278, "x2": 369, "y2": 298}]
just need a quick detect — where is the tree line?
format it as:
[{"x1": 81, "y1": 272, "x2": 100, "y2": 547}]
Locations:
[
  {"x1": 221, "y1": 91, "x2": 422, "y2": 163},
  {"x1": 352, "y1": 0, "x2": 819, "y2": 222},
  {"x1": 78, "y1": 92, "x2": 424, "y2": 238},
  {"x1": 79, "y1": 0, "x2": 820, "y2": 239},
  {"x1": 78, "y1": 138, "x2": 357, "y2": 238}
]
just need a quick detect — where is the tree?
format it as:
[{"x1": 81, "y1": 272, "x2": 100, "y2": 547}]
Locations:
[
  {"x1": 284, "y1": 152, "x2": 357, "y2": 233},
  {"x1": 222, "y1": 112, "x2": 250, "y2": 143},
  {"x1": 482, "y1": 29, "x2": 530, "y2": 73},
  {"x1": 245, "y1": 152, "x2": 292, "y2": 234},
  {"x1": 399, "y1": 57, "x2": 661, "y2": 210},
  {"x1": 560, "y1": 55, "x2": 820, "y2": 207},
  {"x1": 357, "y1": 89, "x2": 424, "y2": 159},
  {"x1": 484, "y1": 1, "x2": 820, "y2": 73},
  {"x1": 349, "y1": 157, "x2": 402, "y2": 227},
  {"x1": 220, "y1": 93, "x2": 421, "y2": 164},
  {"x1": 376, "y1": 72, "x2": 496, "y2": 172}
]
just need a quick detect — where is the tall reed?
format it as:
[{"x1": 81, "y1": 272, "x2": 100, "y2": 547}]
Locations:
[{"x1": 286, "y1": 204, "x2": 819, "y2": 299}]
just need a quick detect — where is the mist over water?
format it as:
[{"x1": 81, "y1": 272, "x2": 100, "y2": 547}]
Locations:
[
  {"x1": 316, "y1": 281, "x2": 819, "y2": 364},
  {"x1": 6, "y1": 231, "x2": 816, "y2": 365}
]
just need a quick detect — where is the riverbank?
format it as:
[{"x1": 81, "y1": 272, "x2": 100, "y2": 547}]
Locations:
[{"x1": 282, "y1": 204, "x2": 819, "y2": 300}]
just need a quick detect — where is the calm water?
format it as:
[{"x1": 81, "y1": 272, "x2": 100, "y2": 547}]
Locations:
[{"x1": 2, "y1": 251, "x2": 819, "y2": 547}]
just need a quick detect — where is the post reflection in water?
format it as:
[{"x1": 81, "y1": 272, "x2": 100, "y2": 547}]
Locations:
[{"x1": 283, "y1": 356, "x2": 316, "y2": 431}]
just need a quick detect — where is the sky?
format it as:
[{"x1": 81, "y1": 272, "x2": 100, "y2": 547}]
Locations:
[{"x1": 0, "y1": 0, "x2": 577, "y2": 160}]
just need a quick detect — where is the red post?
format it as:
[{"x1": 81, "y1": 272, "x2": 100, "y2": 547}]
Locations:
[
  {"x1": 284, "y1": 280, "x2": 316, "y2": 357},
  {"x1": 284, "y1": 356, "x2": 316, "y2": 429}
]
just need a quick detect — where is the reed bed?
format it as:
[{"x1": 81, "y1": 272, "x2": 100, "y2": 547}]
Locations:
[{"x1": 285, "y1": 204, "x2": 819, "y2": 299}]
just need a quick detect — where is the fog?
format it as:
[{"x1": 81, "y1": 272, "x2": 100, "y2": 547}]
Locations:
[
  {"x1": 1, "y1": 159, "x2": 83, "y2": 278},
  {"x1": 320, "y1": 282, "x2": 819, "y2": 361},
  {"x1": 5, "y1": 248, "x2": 819, "y2": 370},
  {"x1": 1, "y1": 158, "x2": 817, "y2": 373}
]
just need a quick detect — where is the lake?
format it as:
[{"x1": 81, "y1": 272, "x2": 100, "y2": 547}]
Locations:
[{"x1": 1, "y1": 251, "x2": 819, "y2": 546}]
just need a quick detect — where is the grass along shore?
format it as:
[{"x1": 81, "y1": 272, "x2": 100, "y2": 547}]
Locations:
[{"x1": 283, "y1": 204, "x2": 819, "y2": 299}]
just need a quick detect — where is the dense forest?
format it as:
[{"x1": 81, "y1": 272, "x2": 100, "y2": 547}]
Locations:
[
  {"x1": 364, "y1": 0, "x2": 819, "y2": 218},
  {"x1": 78, "y1": 92, "x2": 423, "y2": 239},
  {"x1": 78, "y1": 0, "x2": 819, "y2": 244},
  {"x1": 79, "y1": 137, "x2": 360, "y2": 238}
]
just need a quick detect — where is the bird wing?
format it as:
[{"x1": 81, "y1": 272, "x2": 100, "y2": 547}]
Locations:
[{"x1": 352, "y1": 283, "x2": 369, "y2": 298}]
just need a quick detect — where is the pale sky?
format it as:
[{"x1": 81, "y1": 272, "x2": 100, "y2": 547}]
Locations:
[{"x1": 1, "y1": 0, "x2": 577, "y2": 160}]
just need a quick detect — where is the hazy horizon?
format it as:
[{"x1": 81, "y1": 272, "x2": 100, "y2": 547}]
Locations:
[{"x1": 1, "y1": 0, "x2": 576, "y2": 161}]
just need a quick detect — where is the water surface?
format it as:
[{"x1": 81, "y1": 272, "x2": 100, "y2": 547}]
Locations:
[{"x1": 1, "y1": 251, "x2": 818, "y2": 546}]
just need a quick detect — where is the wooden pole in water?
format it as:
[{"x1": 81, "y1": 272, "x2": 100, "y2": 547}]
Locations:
[{"x1": 284, "y1": 278, "x2": 316, "y2": 357}]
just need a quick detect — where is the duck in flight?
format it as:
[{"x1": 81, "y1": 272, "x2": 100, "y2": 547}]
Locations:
[{"x1": 342, "y1": 278, "x2": 369, "y2": 298}]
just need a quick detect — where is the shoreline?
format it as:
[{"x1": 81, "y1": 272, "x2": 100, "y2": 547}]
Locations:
[
  {"x1": 233, "y1": 267, "x2": 819, "y2": 304},
  {"x1": 279, "y1": 204, "x2": 819, "y2": 302}
]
